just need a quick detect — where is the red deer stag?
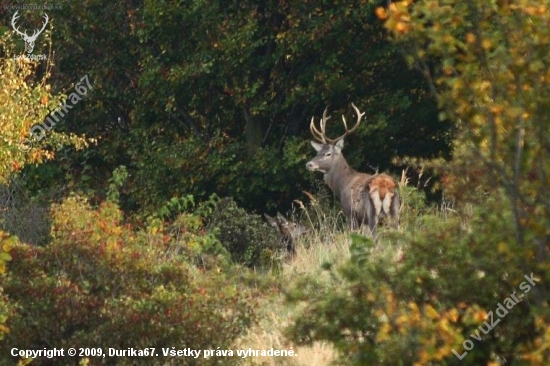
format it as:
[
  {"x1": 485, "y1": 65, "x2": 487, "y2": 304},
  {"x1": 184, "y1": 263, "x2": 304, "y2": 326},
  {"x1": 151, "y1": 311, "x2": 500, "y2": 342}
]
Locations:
[
  {"x1": 305, "y1": 103, "x2": 400, "y2": 236},
  {"x1": 265, "y1": 213, "x2": 308, "y2": 255}
]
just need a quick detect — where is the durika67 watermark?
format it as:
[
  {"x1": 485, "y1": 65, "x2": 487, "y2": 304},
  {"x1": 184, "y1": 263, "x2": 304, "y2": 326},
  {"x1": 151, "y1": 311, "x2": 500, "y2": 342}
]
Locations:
[{"x1": 19, "y1": 75, "x2": 93, "y2": 152}]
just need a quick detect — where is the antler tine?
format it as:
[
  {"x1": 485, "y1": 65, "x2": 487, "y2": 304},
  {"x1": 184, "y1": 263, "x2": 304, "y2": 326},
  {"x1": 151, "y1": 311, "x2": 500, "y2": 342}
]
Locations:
[
  {"x1": 320, "y1": 107, "x2": 330, "y2": 133},
  {"x1": 310, "y1": 104, "x2": 364, "y2": 144},
  {"x1": 323, "y1": 103, "x2": 365, "y2": 143},
  {"x1": 319, "y1": 107, "x2": 332, "y2": 141},
  {"x1": 310, "y1": 107, "x2": 331, "y2": 144},
  {"x1": 310, "y1": 116, "x2": 326, "y2": 143},
  {"x1": 11, "y1": 11, "x2": 26, "y2": 37},
  {"x1": 345, "y1": 102, "x2": 365, "y2": 135}
]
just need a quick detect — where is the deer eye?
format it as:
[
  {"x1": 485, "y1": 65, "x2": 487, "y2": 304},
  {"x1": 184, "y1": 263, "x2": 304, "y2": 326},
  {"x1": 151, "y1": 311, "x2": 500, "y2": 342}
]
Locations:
[{"x1": 325, "y1": 152, "x2": 331, "y2": 157}]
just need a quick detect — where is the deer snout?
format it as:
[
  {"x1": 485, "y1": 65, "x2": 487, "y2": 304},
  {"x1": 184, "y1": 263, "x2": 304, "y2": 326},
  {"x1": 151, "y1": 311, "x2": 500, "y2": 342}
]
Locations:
[{"x1": 306, "y1": 161, "x2": 317, "y2": 171}]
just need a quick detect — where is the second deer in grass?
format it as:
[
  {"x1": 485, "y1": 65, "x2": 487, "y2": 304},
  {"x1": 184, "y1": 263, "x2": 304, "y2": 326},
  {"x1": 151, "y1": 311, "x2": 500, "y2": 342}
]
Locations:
[
  {"x1": 264, "y1": 213, "x2": 308, "y2": 255},
  {"x1": 306, "y1": 103, "x2": 400, "y2": 236}
]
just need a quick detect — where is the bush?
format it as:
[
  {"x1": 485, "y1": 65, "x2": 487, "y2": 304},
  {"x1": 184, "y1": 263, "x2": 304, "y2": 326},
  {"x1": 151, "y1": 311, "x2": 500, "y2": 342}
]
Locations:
[
  {"x1": 1, "y1": 195, "x2": 257, "y2": 365},
  {"x1": 207, "y1": 198, "x2": 282, "y2": 269},
  {"x1": 0, "y1": 177, "x2": 52, "y2": 246},
  {"x1": 145, "y1": 194, "x2": 234, "y2": 271}
]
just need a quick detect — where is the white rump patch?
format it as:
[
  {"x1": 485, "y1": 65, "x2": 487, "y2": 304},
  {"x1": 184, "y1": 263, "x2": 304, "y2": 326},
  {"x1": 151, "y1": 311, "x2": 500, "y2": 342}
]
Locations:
[
  {"x1": 370, "y1": 191, "x2": 382, "y2": 217},
  {"x1": 382, "y1": 192, "x2": 393, "y2": 216}
]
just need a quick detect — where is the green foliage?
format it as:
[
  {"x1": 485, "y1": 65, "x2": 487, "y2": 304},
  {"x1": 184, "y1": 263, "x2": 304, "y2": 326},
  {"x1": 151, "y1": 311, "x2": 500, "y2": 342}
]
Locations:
[
  {"x1": 106, "y1": 165, "x2": 129, "y2": 203},
  {"x1": 125, "y1": 133, "x2": 313, "y2": 216},
  {"x1": 1, "y1": 195, "x2": 256, "y2": 365},
  {"x1": 144, "y1": 194, "x2": 231, "y2": 271},
  {"x1": 207, "y1": 198, "x2": 282, "y2": 269}
]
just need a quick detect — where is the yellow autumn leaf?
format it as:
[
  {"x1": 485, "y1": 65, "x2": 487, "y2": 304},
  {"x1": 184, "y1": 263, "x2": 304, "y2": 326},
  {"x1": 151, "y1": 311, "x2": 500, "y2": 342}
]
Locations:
[
  {"x1": 473, "y1": 309, "x2": 487, "y2": 322},
  {"x1": 447, "y1": 308, "x2": 460, "y2": 322},
  {"x1": 466, "y1": 32, "x2": 476, "y2": 43},
  {"x1": 408, "y1": 301, "x2": 420, "y2": 314},
  {"x1": 376, "y1": 322, "x2": 392, "y2": 342},
  {"x1": 425, "y1": 304, "x2": 439, "y2": 319}
]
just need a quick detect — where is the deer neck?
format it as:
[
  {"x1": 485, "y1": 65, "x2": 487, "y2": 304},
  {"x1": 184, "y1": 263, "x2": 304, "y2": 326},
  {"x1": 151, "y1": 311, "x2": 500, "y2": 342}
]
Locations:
[{"x1": 324, "y1": 156, "x2": 356, "y2": 196}]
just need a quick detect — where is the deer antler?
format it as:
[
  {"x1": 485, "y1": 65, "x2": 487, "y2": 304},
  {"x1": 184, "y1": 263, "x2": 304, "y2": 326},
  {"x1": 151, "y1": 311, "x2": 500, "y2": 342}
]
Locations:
[
  {"x1": 310, "y1": 107, "x2": 330, "y2": 143},
  {"x1": 11, "y1": 11, "x2": 27, "y2": 38},
  {"x1": 11, "y1": 12, "x2": 49, "y2": 41},
  {"x1": 309, "y1": 103, "x2": 365, "y2": 144},
  {"x1": 31, "y1": 14, "x2": 49, "y2": 40}
]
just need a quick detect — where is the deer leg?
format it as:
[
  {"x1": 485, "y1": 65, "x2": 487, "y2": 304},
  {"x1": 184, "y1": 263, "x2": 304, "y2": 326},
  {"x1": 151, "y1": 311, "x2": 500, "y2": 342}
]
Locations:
[
  {"x1": 382, "y1": 192, "x2": 393, "y2": 218},
  {"x1": 286, "y1": 238, "x2": 296, "y2": 257},
  {"x1": 366, "y1": 194, "x2": 377, "y2": 238},
  {"x1": 390, "y1": 191, "x2": 401, "y2": 229},
  {"x1": 369, "y1": 190, "x2": 383, "y2": 229}
]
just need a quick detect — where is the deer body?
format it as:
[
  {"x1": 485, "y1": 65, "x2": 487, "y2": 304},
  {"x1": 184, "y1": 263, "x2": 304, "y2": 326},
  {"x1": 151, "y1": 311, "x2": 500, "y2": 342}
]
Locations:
[
  {"x1": 306, "y1": 104, "x2": 400, "y2": 235},
  {"x1": 318, "y1": 149, "x2": 367, "y2": 221}
]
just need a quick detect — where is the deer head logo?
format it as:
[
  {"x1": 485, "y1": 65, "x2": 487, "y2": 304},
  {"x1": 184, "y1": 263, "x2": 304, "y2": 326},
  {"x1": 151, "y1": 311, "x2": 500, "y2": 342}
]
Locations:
[{"x1": 11, "y1": 11, "x2": 49, "y2": 54}]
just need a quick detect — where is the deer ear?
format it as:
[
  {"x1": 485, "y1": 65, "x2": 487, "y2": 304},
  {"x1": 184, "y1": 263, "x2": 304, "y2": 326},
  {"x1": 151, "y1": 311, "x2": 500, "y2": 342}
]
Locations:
[
  {"x1": 264, "y1": 214, "x2": 278, "y2": 228},
  {"x1": 335, "y1": 138, "x2": 344, "y2": 152},
  {"x1": 310, "y1": 141, "x2": 323, "y2": 151},
  {"x1": 276, "y1": 212, "x2": 289, "y2": 225}
]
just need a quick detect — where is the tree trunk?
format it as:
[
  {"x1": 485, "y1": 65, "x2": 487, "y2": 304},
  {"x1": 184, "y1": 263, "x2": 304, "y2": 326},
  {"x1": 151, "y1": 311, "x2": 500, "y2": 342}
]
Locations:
[{"x1": 243, "y1": 108, "x2": 265, "y2": 154}]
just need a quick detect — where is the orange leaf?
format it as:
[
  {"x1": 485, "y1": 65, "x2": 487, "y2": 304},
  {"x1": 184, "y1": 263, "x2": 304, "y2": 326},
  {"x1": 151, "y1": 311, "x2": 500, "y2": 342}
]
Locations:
[{"x1": 375, "y1": 7, "x2": 388, "y2": 20}]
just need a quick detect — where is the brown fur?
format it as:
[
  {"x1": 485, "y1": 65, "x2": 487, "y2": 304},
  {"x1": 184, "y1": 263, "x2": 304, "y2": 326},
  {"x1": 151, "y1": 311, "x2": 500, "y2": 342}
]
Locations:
[
  {"x1": 369, "y1": 174, "x2": 396, "y2": 200},
  {"x1": 265, "y1": 213, "x2": 308, "y2": 255}
]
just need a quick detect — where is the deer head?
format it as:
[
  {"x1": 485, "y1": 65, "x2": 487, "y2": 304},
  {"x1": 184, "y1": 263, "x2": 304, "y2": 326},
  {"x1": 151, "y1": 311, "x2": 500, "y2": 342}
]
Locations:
[
  {"x1": 306, "y1": 103, "x2": 365, "y2": 174},
  {"x1": 265, "y1": 213, "x2": 308, "y2": 254},
  {"x1": 11, "y1": 11, "x2": 49, "y2": 54}
]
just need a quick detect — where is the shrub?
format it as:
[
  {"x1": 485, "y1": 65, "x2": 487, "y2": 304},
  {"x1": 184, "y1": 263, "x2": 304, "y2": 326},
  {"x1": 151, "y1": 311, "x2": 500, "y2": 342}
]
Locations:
[
  {"x1": 1, "y1": 195, "x2": 257, "y2": 365},
  {"x1": 207, "y1": 198, "x2": 282, "y2": 269},
  {"x1": 0, "y1": 177, "x2": 52, "y2": 246},
  {"x1": 146, "y1": 194, "x2": 233, "y2": 271}
]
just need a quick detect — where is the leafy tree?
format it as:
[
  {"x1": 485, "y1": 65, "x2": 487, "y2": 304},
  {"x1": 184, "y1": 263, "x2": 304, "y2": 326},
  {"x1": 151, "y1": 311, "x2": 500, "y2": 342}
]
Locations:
[
  {"x1": 0, "y1": 29, "x2": 90, "y2": 344},
  {"x1": 378, "y1": 0, "x2": 550, "y2": 256},
  {"x1": 13, "y1": 0, "x2": 449, "y2": 216},
  {"x1": 0, "y1": 34, "x2": 89, "y2": 184}
]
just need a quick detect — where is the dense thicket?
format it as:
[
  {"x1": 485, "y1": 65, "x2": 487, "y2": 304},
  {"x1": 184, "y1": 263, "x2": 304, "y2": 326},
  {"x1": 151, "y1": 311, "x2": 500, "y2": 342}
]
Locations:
[{"x1": 1, "y1": 0, "x2": 448, "y2": 216}]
